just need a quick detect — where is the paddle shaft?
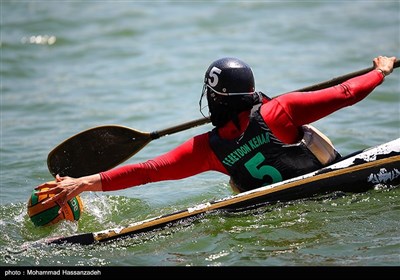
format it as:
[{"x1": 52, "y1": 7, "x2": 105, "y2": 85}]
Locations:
[
  {"x1": 150, "y1": 117, "x2": 210, "y2": 140},
  {"x1": 150, "y1": 59, "x2": 400, "y2": 138},
  {"x1": 291, "y1": 59, "x2": 399, "y2": 92}
]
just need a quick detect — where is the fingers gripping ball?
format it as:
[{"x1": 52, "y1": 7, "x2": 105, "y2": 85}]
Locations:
[{"x1": 27, "y1": 188, "x2": 84, "y2": 227}]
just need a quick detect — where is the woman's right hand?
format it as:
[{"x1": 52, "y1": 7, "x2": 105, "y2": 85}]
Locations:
[{"x1": 373, "y1": 55, "x2": 396, "y2": 77}]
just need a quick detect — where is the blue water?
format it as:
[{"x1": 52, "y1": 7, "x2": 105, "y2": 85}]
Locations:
[{"x1": 1, "y1": 0, "x2": 399, "y2": 267}]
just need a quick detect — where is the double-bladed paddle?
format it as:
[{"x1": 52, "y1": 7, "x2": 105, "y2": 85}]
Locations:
[{"x1": 47, "y1": 60, "x2": 399, "y2": 178}]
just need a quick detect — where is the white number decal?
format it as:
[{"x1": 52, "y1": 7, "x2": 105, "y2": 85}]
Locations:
[{"x1": 208, "y1": 66, "x2": 221, "y2": 87}]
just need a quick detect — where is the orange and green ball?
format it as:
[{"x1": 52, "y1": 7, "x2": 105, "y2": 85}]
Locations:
[{"x1": 27, "y1": 187, "x2": 83, "y2": 227}]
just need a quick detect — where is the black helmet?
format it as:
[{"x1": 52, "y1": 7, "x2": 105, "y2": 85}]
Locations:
[
  {"x1": 200, "y1": 57, "x2": 259, "y2": 128},
  {"x1": 203, "y1": 57, "x2": 255, "y2": 96}
]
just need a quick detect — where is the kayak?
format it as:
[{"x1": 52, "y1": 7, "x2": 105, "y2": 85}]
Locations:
[{"x1": 37, "y1": 138, "x2": 400, "y2": 246}]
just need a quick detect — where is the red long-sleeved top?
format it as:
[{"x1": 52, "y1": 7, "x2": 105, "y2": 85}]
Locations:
[{"x1": 100, "y1": 70, "x2": 384, "y2": 191}]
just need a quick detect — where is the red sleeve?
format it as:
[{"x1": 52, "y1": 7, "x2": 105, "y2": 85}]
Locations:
[
  {"x1": 100, "y1": 133, "x2": 227, "y2": 191},
  {"x1": 261, "y1": 70, "x2": 384, "y2": 144}
]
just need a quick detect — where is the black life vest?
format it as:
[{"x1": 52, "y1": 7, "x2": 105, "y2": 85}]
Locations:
[{"x1": 209, "y1": 105, "x2": 323, "y2": 192}]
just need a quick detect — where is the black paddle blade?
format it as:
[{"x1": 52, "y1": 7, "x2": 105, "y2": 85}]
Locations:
[{"x1": 47, "y1": 125, "x2": 151, "y2": 178}]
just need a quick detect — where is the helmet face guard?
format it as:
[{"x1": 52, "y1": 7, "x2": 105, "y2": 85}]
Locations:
[
  {"x1": 204, "y1": 84, "x2": 255, "y2": 96},
  {"x1": 199, "y1": 57, "x2": 256, "y2": 124}
]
